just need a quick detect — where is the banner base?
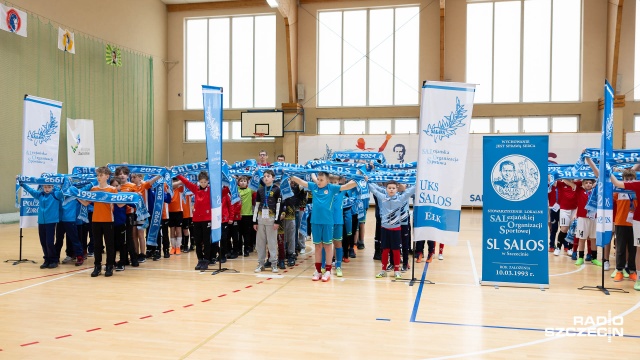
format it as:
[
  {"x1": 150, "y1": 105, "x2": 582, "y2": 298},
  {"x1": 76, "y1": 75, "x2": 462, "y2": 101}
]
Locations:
[
  {"x1": 480, "y1": 280, "x2": 549, "y2": 290},
  {"x1": 577, "y1": 285, "x2": 627, "y2": 296}
]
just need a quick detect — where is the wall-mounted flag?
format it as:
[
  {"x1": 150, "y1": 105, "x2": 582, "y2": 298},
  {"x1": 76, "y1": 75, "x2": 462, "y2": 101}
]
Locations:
[
  {"x1": 58, "y1": 28, "x2": 75, "y2": 53},
  {"x1": 106, "y1": 44, "x2": 122, "y2": 66},
  {"x1": 0, "y1": 4, "x2": 27, "y2": 37}
]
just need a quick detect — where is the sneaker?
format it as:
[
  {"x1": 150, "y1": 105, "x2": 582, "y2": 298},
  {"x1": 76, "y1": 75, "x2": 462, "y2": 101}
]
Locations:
[
  {"x1": 152, "y1": 250, "x2": 161, "y2": 261},
  {"x1": 438, "y1": 254, "x2": 444, "y2": 260},
  {"x1": 105, "y1": 265, "x2": 114, "y2": 277},
  {"x1": 189, "y1": 245, "x2": 195, "y2": 252},
  {"x1": 200, "y1": 260, "x2": 210, "y2": 270},
  {"x1": 61, "y1": 256, "x2": 73, "y2": 264},
  {"x1": 375, "y1": 271, "x2": 387, "y2": 278},
  {"x1": 48, "y1": 262, "x2": 59, "y2": 269},
  {"x1": 623, "y1": 269, "x2": 630, "y2": 278},
  {"x1": 342, "y1": 257, "x2": 350, "y2": 263},
  {"x1": 548, "y1": 247, "x2": 555, "y2": 253},
  {"x1": 228, "y1": 252, "x2": 238, "y2": 259},
  {"x1": 195, "y1": 261, "x2": 203, "y2": 270},
  {"x1": 170, "y1": 247, "x2": 176, "y2": 255},
  {"x1": 287, "y1": 257, "x2": 295, "y2": 267},
  {"x1": 394, "y1": 271, "x2": 402, "y2": 279},
  {"x1": 91, "y1": 265, "x2": 101, "y2": 277},
  {"x1": 300, "y1": 248, "x2": 306, "y2": 255},
  {"x1": 567, "y1": 249, "x2": 573, "y2": 257},
  {"x1": 278, "y1": 260, "x2": 286, "y2": 269},
  {"x1": 254, "y1": 265, "x2": 264, "y2": 273},
  {"x1": 163, "y1": 249, "x2": 170, "y2": 259},
  {"x1": 115, "y1": 264, "x2": 125, "y2": 271},
  {"x1": 244, "y1": 251, "x2": 250, "y2": 257},
  {"x1": 613, "y1": 271, "x2": 624, "y2": 281},
  {"x1": 175, "y1": 247, "x2": 181, "y2": 255},
  {"x1": 143, "y1": 252, "x2": 151, "y2": 260},
  {"x1": 416, "y1": 253, "x2": 423, "y2": 263},
  {"x1": 321, "y1": 271, "x2": 331, "y2": 282},
  {"x1": 553, "y1": 248, "x2": 561, "y2": 256},
  {"x1": 426, "y1": 252, "x2": 434, "y2": 263},
  {"x1": 585, "y1": 254, "x2": 593, "y2": 262},
  {"x1": 401, "y1": 265, "x2": 409, "y2": 272},
  {"x1": 591, "y1": 259, "x2": 603, "y2": 267},
  {"x1": 321, "y1": 268, "x2": 326, "y2": 274},
  {"x1": 312, "y1": 271, "x2": 322, "y2": 281},
  {"x1": 349, "y1": 248, "x2": 356, "y2": 258},
  {"x1": 357, "y1": 242, "x2": 365, "y2": 250},
  {"x1": 87, "y1": 252, "x2": 94, "y2": 258},
  {"x1": 629, "y1": 272, "x2": 638, "y2": 281},
  {"x1": 604, "y1": 261, "x2": 610, "y2": 271},
  {"x1": 272, "y1": 266, "x2": 278, "y2": 273},
  {"x1": 336, "y1": 267, "x2": 343, "y2": 277},
  {"x1": 386, "y1": 264, "x2": 394, "y2": 272},
  {"x1": 40, "y1": 261, "x2": 49, "y2": 269},
  {"x1": 571, "y1": 252, "x2": 578, "y2": 261},
  {"x1": 75, "y1": 256, "x2": 84, "y2": 266},
  {"x1": 265, "y1": 260, "x2": 272, "y2": 268},
  {"x1": 575, "y1": 258, "x2": 584, "y2": 266},
  {"x1": 373, "y1": 252, "x2": 381, "y2": 261},
  {"x1": 635, "y1": 280, "x2": 640, "y2": 291},
  {"x1": 611, "y1": 269, "x2": 620, "y2": 278}
]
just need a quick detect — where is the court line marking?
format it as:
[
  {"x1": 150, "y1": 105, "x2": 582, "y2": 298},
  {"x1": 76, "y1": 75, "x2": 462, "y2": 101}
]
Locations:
[
  {"x1": 549, "y1": 264, "x2": 585, "y2": 277},
  {"x1": 466, "y1": 240, "x2": 480, "y2": 286},
  {"x1": 0, "y1": 266, "x2": 92, "y2": 285},
  {"x1": 0, "y1": 270, "x2": 90, "y2": 297},
  {"x1": 410, "y1": 262, "x2": 430, "y2": 322}
]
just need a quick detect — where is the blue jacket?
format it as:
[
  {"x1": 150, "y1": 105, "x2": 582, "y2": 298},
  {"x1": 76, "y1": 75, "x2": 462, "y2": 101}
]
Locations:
[
  {"x1": 369, "y1": 184, "x2": 415, "y2": 229},
  {"x1": 61, "y1": 183, "x2": 95, "y2": 223},
  {"x1": 21, "y1": 184, "x2": 63, "y2": 224}
]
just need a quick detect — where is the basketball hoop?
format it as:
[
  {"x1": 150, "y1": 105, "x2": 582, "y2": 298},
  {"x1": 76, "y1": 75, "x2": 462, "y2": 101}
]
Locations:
[{"x1": 253, "y1": 132, "x2": 266, "y2": 138}]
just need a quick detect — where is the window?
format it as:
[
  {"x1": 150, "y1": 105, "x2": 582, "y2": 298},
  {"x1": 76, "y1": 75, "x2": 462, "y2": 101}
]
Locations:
[
  {"x1": 185, "y1": 120, "x2": 273, "y2": 141},
  {"x1": 317, "y1": 118, "x2": 417, "y2": 134},
  {"x1": 469, "y1": 116, "x2": 579, "y2": 134},
  {"x1": 467, "y1": 0, "x2": 581, "y2": 103},
  {"x1": 185, "y1": 15, "x2": 276, "y2": 110},
  {"x1": 317, "y1": 6, "x2": 419, "y2": 107},
  {"x1": 635, "y1": 115, "x2": 640, "y2": 131}
]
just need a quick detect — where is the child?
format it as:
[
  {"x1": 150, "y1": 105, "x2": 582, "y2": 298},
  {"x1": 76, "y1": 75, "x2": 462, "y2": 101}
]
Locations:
[
  {"x1": 110, "y1": 178, "x2": 128, "y2": 271},
  {"x1": 19, "y1": 178, "x2": 63, "y2": 269},
  {"x1": 329, "y1": 175, "x2": 346, "y2": 277},
  {"x1": 78, "y1": 166, "x2": 121, "y2": 277},
  {"x1": 291, "y1": 172, "x2": 357, "y2": 282},
  {"x1": 211, "y1": 186, "x2": 231, "y2": 264},
  {"x1": 114, "y1": 166, "x2": 141, "y2": 268},
  {"x1": 129, "y1": 173, "x2": 161, "y2": 262},
  {"x1": 228, "y1": 191, "x2": 242, "y2": 259},
  {"x1": 57, "y1": 182, "x2": 89, "y2": 267},
  {"x1": 253, "y1": 170, "x2": 282, "y2": 273},
  {"x1": 563, "y1": 178, "x2": 601, "y2": 266},
  {"x1": 610, "y1": 168, "x2": 640, "y2": 291},
  {"x1": 181, "y1": 190, "x2": 194, "y2": 252},
  {"x1": 611, "y1": 169, "x2": 638, "y2": 281},
  {"x1": 238, "y1": 176, "x2": 255, "y2": 257},
  {"x1": 168, "y1": 178, "x2": 184, "y2": 255},
  {"x1": 554, "y1": 178, "x2": 579, "y2": 256},
  {"x1": 177, "y1": 171, "x2": 212, "y2": 270},
  {"x1": 548, "y1": 181, "x2": 559, "y2": 252},
  {"x1": 283, "y1": 178, "x2": 304, "y2": 266},
  {"x1": 368, "y1": 180, "x2": 416, "y2": 279}
]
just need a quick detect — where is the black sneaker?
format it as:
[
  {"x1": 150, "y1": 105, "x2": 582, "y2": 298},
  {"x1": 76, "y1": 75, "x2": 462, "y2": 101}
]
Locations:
[
  {"x1": 219, "y1": 256, "x2": 227, "y2": 264},
  {"x1": 349, "y1": 248, "x2": 356, "y2": 258},
  {"x1": 182, "y1": 246, "x2": 190, "y2": 253},
  {"x1": 228, "y1": 252, "x2": 238, "y2": 259},
  {"x1": 189, "y1": 245, "x2": 195, "y2": 252},
  {"x1": 287, "y1": 257, "x2": 295, "y2": 267},
  {"x1": 278, "y1": 260, "x2": 286, "y2": 269},
  {"x1": 401, "y1": 265, "x2": 409, "y2": 272},
  {"x1": 265, "y1": 260, "x2": 272, "y2": 268},
  {"x1": 115, "y1": 264, "x2": 125, "y2": 271},
  {"x1": 200, "y1": 260, "x2": 210, "y2": 270},
  {"x1": 48, "y1": 262, "x2": 59, "y2": 269},
  {"x1": 105, "y1": 265, "x2": 114, "y2": 277},
  {"x1": 373, "y1": 252, "x2": 381, "y2": 261},
  {"x1": 91, "y1": 265, "x2": 101, "y2": 277},
  {"x1": 244, "y1": 251, "x2": 250, "y2": 257},
  {"x1": 144, "y1": 252, "x2": 151, "y2": 259},
  {"x1": 163, "y1": 249, "x2": 170, "y2": 258},
  {"x1": 131, "y1": 259, "x2": 140, "y2": 267},
  {"x1": 386, "y1": 264, "x2": 394, "y2": 272},
  {"x1": 152, "y1": 250, "x2": 161, "y2": 261},
  {"x1": 195, "y1": 260, "x2": 203, "y2": 270},
  {"x1": 40, "y1": 261, "x2": 50, "y2": 269},
  {"x1": 357, "y1": 242, "x2": 365, "y2": 250}
]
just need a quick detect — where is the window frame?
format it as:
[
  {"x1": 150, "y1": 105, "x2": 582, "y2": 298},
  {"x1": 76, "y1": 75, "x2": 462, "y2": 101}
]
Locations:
[
  {"x1": 184, "y1": 120, "x2": 274, "y2": 142},
  {"x1": 317, "y1": 118, "x2": 418, "y2": 135},
  {"x1": 469, "y1": 116, "x2": 579, "y2": 134}
]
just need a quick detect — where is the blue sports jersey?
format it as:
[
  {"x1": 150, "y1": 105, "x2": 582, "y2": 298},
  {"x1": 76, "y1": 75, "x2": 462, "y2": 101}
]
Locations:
[
  {"x1": 309, "y1": 182, "x2": 341, "y2": 225},
  {"x1": 332, "y1": 190, "x2": 345, "y2": 224},
  {"x1": 369, "y1": 183, "x2": 416, "y2": 229}
]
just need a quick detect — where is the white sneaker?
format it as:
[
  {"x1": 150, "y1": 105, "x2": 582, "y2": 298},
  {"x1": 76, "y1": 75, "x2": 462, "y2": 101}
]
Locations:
[
  {"x1": 272, "y1": 266, "x2": 278, "y2": 273},
  {"x1": 553, "y1": 248, "x2": 561, "y2": 256},
  {"x1": 61, "y1": 256, "x2": 73, "y2": 264},
  {"x1": 567, "y1": 249, "x2": 573, "y2": 257},
  {"x1": 611, "y1": 269, "x2": 619, "y2": 278},
  {"x1": 603, "y1": 261, "x2": 610, "y2": 271},
  {"x1": 312, "y1": 271, "x2": 321, "y2": 281},
  {"x1": 394, "y1": 271, "x2": 402, "y2": 279},
  {"x1": 321, "y1": 271, "x2": 331, "y2": 282},
  {"x1": 438, "y1": 254, "x2": 444, "y2": 260},
  {"x1": 254, "y1": 265, "x2": 264, "y2": 273}
]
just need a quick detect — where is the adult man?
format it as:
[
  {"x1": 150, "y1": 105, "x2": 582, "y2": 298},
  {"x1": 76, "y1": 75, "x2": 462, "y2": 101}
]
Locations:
[
  {"x1": 493, "y1": 160, "x2": 524, "y2": 200},
  {"x1": 258, "y1": 150, "x2": 270, "y2": 167},
  {"x1": 393, "y1": 144, "x2": 406, "y2": 164}
]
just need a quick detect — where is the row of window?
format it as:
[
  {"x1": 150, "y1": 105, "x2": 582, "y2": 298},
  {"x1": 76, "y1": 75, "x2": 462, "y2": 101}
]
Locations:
[{"x1": 469, "y1": 116, "x2": 578, "y2": 134}]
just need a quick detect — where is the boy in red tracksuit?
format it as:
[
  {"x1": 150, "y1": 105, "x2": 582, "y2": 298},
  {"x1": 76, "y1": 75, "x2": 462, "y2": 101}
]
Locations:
[
  {"x1": 177, "y1": 171, "x2": 212, "y2": 271},
  {"x1": 229, "y1": 196, "x2": 242, "y2": 259},
  {"x1": 211, "y1": 186, "x2": 232, "y2": 264}
]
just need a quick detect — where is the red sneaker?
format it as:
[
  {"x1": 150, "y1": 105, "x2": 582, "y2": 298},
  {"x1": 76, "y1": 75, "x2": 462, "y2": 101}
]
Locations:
[{"x1": 75, "y1": 256, "x2": 84, "y2": 266}]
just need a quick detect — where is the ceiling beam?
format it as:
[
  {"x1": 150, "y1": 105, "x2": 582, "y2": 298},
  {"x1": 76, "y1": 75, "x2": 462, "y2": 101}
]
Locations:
[{"x1": 167, "y1": 0, "x2": 268, "y2": 12}]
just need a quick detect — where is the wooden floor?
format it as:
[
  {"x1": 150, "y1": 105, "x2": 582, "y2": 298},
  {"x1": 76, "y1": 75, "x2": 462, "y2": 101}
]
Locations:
[{"x1": 1, "y1": 208, "x2": 639, "y2": 359}]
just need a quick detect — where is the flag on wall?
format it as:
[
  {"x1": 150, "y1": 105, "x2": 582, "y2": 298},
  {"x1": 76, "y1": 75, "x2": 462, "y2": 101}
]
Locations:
[
  {"x1": 106, "y1": 44, "x2": 122, "y2": 66},
  {"x1": 0, "y1": 4, "x2": 27, "y2": 37},
  {"x1": 58, "y1": 28, "x2": 75, "y2": 53}
]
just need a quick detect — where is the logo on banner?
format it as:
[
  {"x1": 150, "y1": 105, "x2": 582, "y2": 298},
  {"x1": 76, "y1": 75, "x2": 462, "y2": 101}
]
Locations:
[
  {"x1": 27, "y1": 111, "x2": 58, "y2": 146},
  {"x1": 71, "y1": 134, "x2": 81, "y2": 153},
  {"x1": 206, "y1": 106, "x2": 220, "y2": 139},
  {"x1": 6, "y1": 9, "x2": 21, "y2": 33},
  {"x1": 491, "y1": 155, "x2": 539, "y2": 201},
  {"x1": 422, "y1": 97, "x2": 467, "y2": 143}
]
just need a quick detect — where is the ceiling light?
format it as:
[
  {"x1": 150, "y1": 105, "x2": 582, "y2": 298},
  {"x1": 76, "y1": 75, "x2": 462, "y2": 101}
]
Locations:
[{"x1": 266, "y1": 0, "x2": 278, "y2": 8}]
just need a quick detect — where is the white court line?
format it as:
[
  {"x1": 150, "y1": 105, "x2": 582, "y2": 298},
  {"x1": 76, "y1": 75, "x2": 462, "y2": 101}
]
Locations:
[
  {"x1": 550, "y1": 264, "x2": 585, "y2": 277},
  {"x1": 466, "y1": 240, "x2": 480, "y2": 286},
  {"x1": 424, "y1": 295, "x2": 640, "y2": 359},
  {"x1": 0, "y1": 269, "x2": 90, "y2": 297}
]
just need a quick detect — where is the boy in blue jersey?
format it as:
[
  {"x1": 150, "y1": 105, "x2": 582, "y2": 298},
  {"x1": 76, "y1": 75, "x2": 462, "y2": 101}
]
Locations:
[
  {"x1": 329, "y1": 175, "x2": 347, "y2": 277},
  {"x1": 369, "y1": 180, "x2": 416, "y2": 279},
  {"x1": 57, "y1": 181, "x2": 93, "y2": 267},
  {"x1": 291, "y1": 172, "x2": 357, "y2": 282},
  {"x1": 18, "y1": 178, "x2": 64, "y2": 269}
]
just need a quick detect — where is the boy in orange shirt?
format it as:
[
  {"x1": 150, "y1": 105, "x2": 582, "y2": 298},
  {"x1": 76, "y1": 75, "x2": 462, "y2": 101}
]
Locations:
[{"x1": 168, "y1": 178, "x2": 184, "y2": 255}]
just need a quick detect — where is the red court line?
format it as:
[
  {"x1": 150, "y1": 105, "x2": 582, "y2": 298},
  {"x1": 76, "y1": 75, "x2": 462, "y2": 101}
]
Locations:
[
  {"x1": 0, "y1": 267, "x2": 92, "y2": 285},
  {"x1": 267, "y1": 278, "x2": 272, "y2": 280},
  {"x1": 114, "y1": 321, "x2": 128, "y2": 326},
  {"x1": 217, "y1": 294, "x2": 226, "y2": 298},
  {"x1": 162, "y1": 310, "x2": 174, "y2": 314},
  {"x1": 202, "y1": 298, "x2": 212, "y2": 302},
  {"x1": 140, "y1": 315, "x2": 152, "y2": 319},
  {"x1": 257, "y1": 281, "x2": 263, "y2": 284},
  {"x1": 86, "y1": 328, "x2": 101, "y2": 333},
  {"x1": 284, "y1": 270, "x2": 288, "y2": 273},
  {"x1": 183, "y1": 304, "x2": 194, "y2": 308},
  {"x1": 245, "y1": 285, "x2": 252, "y2": 288},
  {"x1": 55, "y1": 334, "x2": 72, "y2": 339},
  {"x1": 20, "y1": 342, "x2": 39, "y2": 347},
  {"x1": 232, "y1": 290, "x2": 240, "y2": 293}
]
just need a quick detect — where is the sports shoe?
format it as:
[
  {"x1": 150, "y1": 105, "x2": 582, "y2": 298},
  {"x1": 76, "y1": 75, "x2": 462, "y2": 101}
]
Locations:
[
  {"x1": 321, "y1": 268, "x2": 326, "y2": 274},
  {"x1": 138, "y1": 256, "x2": 146, "y2": 263},
  {"x1": 244, "y1": 251, "x2": 250, "y2": 257},
  {"x1": 336, "y1": 267, "x2": 343, "y2": 277},
  {"x1": 585, "y1": 253, "x2": 593, "y2": 262},
  {"x1": 265, "y1": 260, "x2": 272, "y2": 268},
  {"x1": 91, "y1": 265, "x2": 101, "y2": 277},
  {"x1": 170, "y1": 247, "x2": 176, "y2": 255},
  {"x1": 623, "y1": 269, "x2": 630, "y2": 278},
  {"x1": 416, "y1": 253, "x2": 423, "y2": 263},
  {"x1": 571, "y1": 252, "x2": 578, "y2": 261},
  {"x1": 272, "y1": 266, "x2": 278, "y2": 273},
  {"x1": 553, "y1": 248, "x2": 561, "y2": 256},
  {"x1": 278, "y1": 260, "x2": 286, "y2": 269},
  {"x1": 321, "y1": 271, "x2": 331, "y2": 282},
  {"x1": 438, "y1": 254, "x2": 444, "y2": 260},
  {"x1": 312, "y1": 271, "x2": 322, "y2": 281},
  {"x1": 300, "y1": 248, "x2": 306, "y2": 255},
  {"x1": 75, "y1": 256, "x2": 84, "y2": 266},
  {"x1": 342, "y1": 257, "x2": 350, "y2": 263},
  {"x1": 426, "y1": 252, "x2": 434, "y2": 263},
  {"x1": 394, "y1": 271, "x2": 402, "y2": 279},
  {"x1": 567, "y1": 249, "x2": 573, "y2": 257},
  {"x1": 105, "y1": 265, "x2": 114, "y2": 277},
  {"x1": 548, "y1": 247, "x2": 555, "y2": 253},
  {"x1": 175, "y1": 247, "x2": 181, "y2": 255},
  {"x1": 401, "y1": 265, "x2": 409, "y2": 272},
  {"x1": 163, "y1": 249, "x2": 170, "y2": 259},
  {"x1": 375, "y1": 271, "x2": 387, "y2": 278},
  {"x1": 48, "y1": 262, "x2": 59, "y2": 269},
  {"x1": 152, "y1": 250, "x2": 161, "y2": 261},
  {"x1": 613, "y1": 271, "x2": 624, "y2": 282},
  {"x1": 373, "y1": 252, "x2": 381, "y2": 261},
  {"x1": 61, "y1": 256, "x2": 73, "y2": 264},
  {"x1": 87, "y1": 252, "x2": 94, "y2": 257},
  {"x1": 604, "y1": 261, "x2": 610, "y2": 271},
  {"x1": 635, "y1": 280, "x2": 640, "y2": 291},
  {"x1": 611, "y1": 269, "x2": 620, "y2": 278},
  {"x1": 591, "y1": 259, "x2": 603, "y2": 267},
  {"x1": 287, "y1": 257, "x2": 296, "y2": 267},
  {"x1": 386, "y1": 264, "x2": 394, "y2": 272},
  {"x1": 195, "y1": 261, "x2": 203, "y2": 270},
  {"x1": 200, "y1": 260, "x2": 210, "y2": 270},
  {"x1": 629, "y1": 272, "x2": 638, "y2": 281},
  {"x1": 349, "y1": 248, "x2": 356, "y2": 258},
  {"x1": 40, "y1": 261, "x2": 50, "y2": 269},
  {"x1": 115, "y1": 264, "x2": 125, "y2": 271},
  {"x1": 575, "y1": 258, "x2": 584, "y2": 266},
  {"x1": 357, "y1": 242, "x2": 365, "y2": 250},
  {"x1": 254, "y1": 265, "x2": 264, "y2": 273}
]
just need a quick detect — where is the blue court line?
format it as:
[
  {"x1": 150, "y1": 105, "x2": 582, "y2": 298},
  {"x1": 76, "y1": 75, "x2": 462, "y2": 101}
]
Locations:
[
  {"x1": 376, "y1": 318, "x2": 391, "y2": 321},
  {"x1": 409, "y1": 262, "x2": 430, "y2": 322},
  {"x1": 412, "y1": 320, "x2": 640, "y2": 339}
]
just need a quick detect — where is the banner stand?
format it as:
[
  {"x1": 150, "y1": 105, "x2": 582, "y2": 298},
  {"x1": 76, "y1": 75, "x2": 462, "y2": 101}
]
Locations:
[
  {"x1": 4, "y1": 229, "x2": 37, "y2": 265},
  {"x1": 210, "y1": 239, "x2": 239, "y2": 276},
  {"x1": 577, "y1": 252, "x2": 627, "y2": 295},
  {"x1": 393, "y1": 241, "x2": 435, "y2": 286}
]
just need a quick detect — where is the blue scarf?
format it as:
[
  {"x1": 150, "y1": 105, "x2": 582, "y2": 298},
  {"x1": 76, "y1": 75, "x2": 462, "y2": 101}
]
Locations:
[{"x1": 330, "y1": 151, "x2": 386, "y2": 163}]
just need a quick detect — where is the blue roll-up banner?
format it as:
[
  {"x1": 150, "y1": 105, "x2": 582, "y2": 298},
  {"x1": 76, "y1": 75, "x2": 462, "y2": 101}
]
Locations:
[
  {"x1": 202, "y1": 85, "x2": 223, "y2": 243},
  {"x1": 481, "y1": 135, "x2": 549, "y2": 288}
]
